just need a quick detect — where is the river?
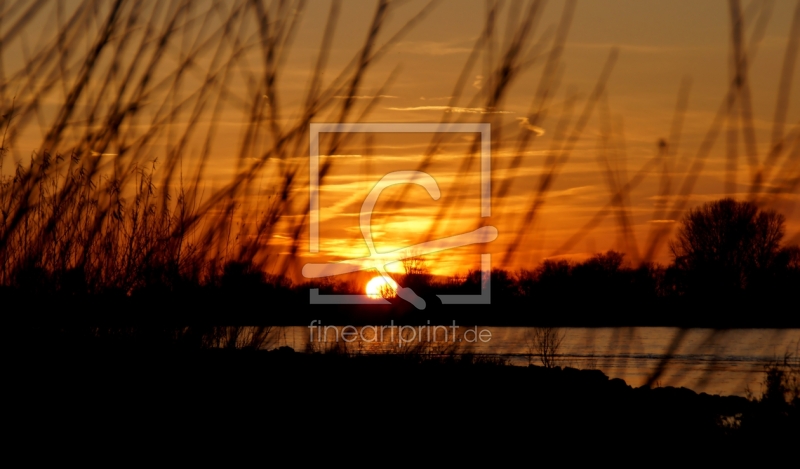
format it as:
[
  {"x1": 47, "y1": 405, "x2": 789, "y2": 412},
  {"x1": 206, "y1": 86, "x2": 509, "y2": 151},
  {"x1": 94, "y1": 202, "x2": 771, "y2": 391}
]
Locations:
[{"x1": 267, "y1": 325, "x2": 799, "y2": 397}]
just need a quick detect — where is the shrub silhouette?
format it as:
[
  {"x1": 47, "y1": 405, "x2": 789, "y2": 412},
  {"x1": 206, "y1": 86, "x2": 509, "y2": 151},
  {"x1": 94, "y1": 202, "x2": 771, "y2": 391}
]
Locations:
[
  {"x1": 738, "y1": 353, "x2": 800, "y2": 443},
  {"x1": 526, "y1": 326, "x2": 564, "y2": 368}
]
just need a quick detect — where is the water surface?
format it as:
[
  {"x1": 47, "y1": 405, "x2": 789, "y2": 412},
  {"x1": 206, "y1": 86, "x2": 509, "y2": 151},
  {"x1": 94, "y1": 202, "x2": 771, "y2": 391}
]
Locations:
[{"x1": 270, "y1": 326, "x2": 800, "y2": 397}]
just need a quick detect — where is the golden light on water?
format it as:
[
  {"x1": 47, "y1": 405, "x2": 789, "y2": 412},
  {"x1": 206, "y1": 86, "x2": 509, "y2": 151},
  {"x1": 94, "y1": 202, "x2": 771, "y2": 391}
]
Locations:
[{"x1": 365, "y1": 276, "x2": 398, "y2": 299}]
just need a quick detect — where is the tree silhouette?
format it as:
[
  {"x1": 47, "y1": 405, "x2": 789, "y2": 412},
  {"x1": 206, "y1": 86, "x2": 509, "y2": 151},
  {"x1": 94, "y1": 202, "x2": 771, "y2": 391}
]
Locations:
[
  {"x1": 401, "y1": 248, "x2": 429, "y2": 276},
  {"x1": 526, "y1": 327, "x2": 565, "y2": 368},
  {"x1": 670, "y1": 198, "x2": 785, "y2": 296}
]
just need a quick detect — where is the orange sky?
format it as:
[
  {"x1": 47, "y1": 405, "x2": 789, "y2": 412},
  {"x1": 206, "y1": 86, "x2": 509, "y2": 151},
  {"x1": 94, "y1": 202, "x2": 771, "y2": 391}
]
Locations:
[{"x1": 2, "y1": 0, "x2": 799, "y2": 280}]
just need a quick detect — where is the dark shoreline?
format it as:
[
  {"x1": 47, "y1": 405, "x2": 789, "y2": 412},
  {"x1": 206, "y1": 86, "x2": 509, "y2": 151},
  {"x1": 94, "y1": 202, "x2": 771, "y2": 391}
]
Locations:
[
  {"x1": 11, "y1": 343, "x2": 798, "y2": 453},
  {"x1": 13, "y1": 299, "x2": 800, "y2": 329}
]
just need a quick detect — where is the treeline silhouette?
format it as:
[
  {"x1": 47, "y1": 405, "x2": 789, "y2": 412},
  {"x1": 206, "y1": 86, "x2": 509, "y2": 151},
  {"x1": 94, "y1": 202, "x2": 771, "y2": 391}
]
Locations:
[{"x1": 4, "y1": 199, "x2": 798, "y2": 329}]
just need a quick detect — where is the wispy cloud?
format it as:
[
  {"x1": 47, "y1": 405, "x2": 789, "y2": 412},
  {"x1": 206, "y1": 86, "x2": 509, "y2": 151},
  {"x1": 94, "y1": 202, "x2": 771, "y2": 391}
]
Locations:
[
  {"x1": 333, "y1": 95, "x2": 399, "y2": 99},
  {"x1": 516, "y1": 117, "x2": 545, "y2": 136},
  {"x1": 387, "y1": 105, "x2": 513, "y2": 114},
  {"x1": 567, "y1": 42, "x2": 710, "y2": 53},
  {"x1": 395, "y1": 40, "x2": 473, "y2": 56}
]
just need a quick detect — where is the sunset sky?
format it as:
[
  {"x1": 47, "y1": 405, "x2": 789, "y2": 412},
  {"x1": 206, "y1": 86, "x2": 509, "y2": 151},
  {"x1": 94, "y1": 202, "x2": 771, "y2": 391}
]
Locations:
[{"x1": 2, "y1": 0, "x2": 799, "y2": 280}]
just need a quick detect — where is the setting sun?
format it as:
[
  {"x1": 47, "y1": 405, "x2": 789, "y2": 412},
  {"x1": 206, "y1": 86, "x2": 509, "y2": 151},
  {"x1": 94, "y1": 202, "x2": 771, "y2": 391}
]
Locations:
[{"x1": 365, "y1": 276, "x2": 398, "y2": 299}]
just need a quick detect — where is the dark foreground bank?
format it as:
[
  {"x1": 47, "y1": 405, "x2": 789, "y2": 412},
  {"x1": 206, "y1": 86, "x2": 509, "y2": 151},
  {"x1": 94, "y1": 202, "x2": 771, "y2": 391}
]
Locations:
[{"x1": 8, "y1": 343, "x2": 798, "y2": 460}]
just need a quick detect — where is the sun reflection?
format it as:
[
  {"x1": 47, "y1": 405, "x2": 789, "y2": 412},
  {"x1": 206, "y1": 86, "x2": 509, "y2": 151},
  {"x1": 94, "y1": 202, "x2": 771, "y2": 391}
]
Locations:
[{"x1": 365, "y1": 276, "x2": 398, "y2": 299}]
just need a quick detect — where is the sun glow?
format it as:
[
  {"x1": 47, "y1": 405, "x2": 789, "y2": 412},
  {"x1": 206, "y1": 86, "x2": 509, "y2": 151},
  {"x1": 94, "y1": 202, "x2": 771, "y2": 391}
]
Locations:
[{"x1": 365, "y1": 276, "x2": 398, "y2": 299}]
